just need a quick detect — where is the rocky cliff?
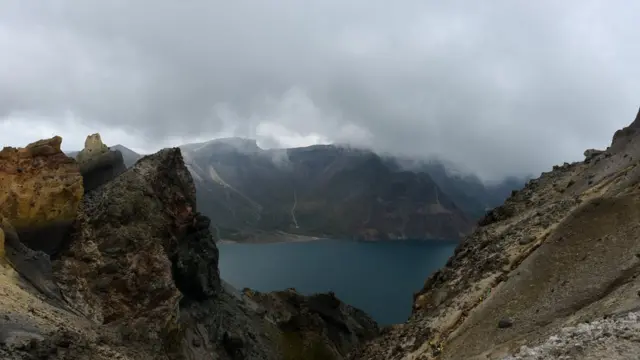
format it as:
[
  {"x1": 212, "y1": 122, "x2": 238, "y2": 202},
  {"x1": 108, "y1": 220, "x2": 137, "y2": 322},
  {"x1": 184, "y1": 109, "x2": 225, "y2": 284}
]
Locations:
[
  {"x1": 0, "y1": 136, "x2": 83, "y2": 256},
  {"x1": 0, "y1": 135, "x2": 377, "y2": 360},
  {"x1": 350, "y1": 108, "x2": 640, "y2": 359}
]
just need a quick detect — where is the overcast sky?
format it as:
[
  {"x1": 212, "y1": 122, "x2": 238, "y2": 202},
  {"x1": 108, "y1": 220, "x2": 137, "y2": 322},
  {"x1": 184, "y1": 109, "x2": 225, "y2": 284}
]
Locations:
[{"x1": 1, "y1": 1, "x2": 639, "y2": 181}]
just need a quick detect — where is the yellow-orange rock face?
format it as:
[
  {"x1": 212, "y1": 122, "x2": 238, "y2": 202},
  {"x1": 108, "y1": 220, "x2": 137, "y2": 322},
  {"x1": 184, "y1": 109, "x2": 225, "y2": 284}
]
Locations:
[
  {"x1": 0, "y1": 136, "x2": 83, "y2": 229},
  {"x1": 0, "y1": 226, "x2": 4, "y2": 260},
  {"x1": 75, "y1": 133, "x2": 109, "y2": 165}
]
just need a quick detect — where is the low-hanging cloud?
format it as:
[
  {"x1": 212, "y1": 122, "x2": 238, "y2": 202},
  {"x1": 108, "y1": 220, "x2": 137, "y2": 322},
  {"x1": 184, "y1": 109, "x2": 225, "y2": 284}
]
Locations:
[{"x1": 1, "y1": 0, "x2": 639, "y2": 181}]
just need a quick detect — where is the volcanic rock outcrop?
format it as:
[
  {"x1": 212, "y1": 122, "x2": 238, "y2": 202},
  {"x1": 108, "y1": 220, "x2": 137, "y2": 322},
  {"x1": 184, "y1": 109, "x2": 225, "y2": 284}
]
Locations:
[
  {"x1": 75, "y1": 133, "x2": 127, "y2": 193},
  {"x1": 246, "y1": 288, "x2": 379, "y2": 359},
  {"x1": 0, "y1": 136, "x2": 83, "y2": 256},
  {"x1": 0, "y1": 136, "x2": 377, "y2": 360},
  {"x1": 350, "y1": 108, "x2": 640, "y2": 360}
]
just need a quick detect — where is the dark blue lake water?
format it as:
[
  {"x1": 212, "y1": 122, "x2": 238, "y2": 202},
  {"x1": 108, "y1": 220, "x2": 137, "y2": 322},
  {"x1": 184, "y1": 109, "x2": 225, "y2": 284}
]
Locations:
[{"x1": 217, "y1": 239, "x2": 457, "y2": 325}]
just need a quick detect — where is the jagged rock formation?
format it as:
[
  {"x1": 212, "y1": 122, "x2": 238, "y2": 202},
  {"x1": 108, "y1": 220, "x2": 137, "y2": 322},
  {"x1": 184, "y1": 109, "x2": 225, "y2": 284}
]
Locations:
[
  {"x1": 182, "y1": 139, "x2": 473, "y2": 242},
  {"x1": 584, "y1": 148, "x2": 604, "y2": 162},
  {"x1": 75, "y1": 133, "x2": 108, "y2": 163},
  {"x1": 75, "y1": 133, "x2": 127, "y2": 193},
  {"x1": 246, "y1": 289, "x2": 379, "y2": 359},
  {"x1": 53, "y1": 148, "x2": 193, "y2": 351},
  {"x1": 0, "y1": 136, "x2": 83, "y2": 255},
  {"x1": 350, "y1": 107, "x2": 640, "y2": 359},
  {"x1": 68, "y1": 143, "x2": 142, "y2": 170},
  {"x1": 0, "y1": 136, "x2": 377, "y2": 360}
]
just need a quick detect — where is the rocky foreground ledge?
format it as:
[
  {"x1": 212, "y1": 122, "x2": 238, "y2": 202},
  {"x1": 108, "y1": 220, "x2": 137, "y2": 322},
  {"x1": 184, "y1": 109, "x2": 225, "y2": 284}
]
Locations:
[{"x1": 0, "y1": 135, "x2": 378, "y2": 360}]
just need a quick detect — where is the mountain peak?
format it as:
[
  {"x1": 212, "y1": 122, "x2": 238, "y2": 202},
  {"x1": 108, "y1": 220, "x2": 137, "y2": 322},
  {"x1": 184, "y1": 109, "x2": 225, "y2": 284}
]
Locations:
[
  {"x1": 181, "y1": 137, "x2": 261, "y2": 154},
  {"x1": 629, "y1": 106, "x2": 640, "y2": 129},
  {"x1": 215, "y1": 137, "x2": 261, "y2": 151}
]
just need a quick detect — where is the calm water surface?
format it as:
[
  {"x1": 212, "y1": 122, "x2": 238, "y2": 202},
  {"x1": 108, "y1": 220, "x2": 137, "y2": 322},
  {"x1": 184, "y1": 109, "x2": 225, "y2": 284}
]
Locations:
[{"x1": 218, "y1": 239, "x2": 456, "y2": 325}]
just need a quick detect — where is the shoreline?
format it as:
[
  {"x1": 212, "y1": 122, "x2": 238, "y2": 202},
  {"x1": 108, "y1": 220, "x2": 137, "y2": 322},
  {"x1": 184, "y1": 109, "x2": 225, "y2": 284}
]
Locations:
[
  {"x1": 216, "y1": 232, "x2": 461, "y2": 245},
  {"x1": 216, "y1": 231, "x2": 324, "y2": 244}
]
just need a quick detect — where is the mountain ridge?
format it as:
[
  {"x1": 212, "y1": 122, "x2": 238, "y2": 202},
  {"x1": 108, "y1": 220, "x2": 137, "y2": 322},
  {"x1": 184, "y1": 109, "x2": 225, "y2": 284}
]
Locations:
[
  {"x1": 183, "y1": 141, "x2": 475, "y2": 241},
  {"x1": 67, "y1": 139, "x2": 525, "y2": 242}
]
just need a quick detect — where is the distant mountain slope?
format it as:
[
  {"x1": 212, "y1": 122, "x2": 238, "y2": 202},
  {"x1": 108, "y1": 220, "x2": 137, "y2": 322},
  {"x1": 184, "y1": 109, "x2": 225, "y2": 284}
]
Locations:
[
  {"x1": 66, "y1": 137, "x2": 523, "y2": 241},
  {"x1": 180, "y1": 139, "x2": 473, "y2": 242},
  {"x1": 389, "y1": 158, "x2": 529, "y2": 220},
  {"x1": 110, "y1": 144, "x2": 143, "y2": 167},
  {"x1": 422, "y1": 163, "x2": 529, "y2": 219}
]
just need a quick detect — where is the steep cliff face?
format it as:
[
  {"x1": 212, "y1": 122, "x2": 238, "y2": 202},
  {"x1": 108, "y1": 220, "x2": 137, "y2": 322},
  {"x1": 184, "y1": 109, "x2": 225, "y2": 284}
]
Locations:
[
  {"x1": 0, "y1": 137, "x2": 98, "y2": 359},
  {"x1": 0, "y1": 136, "x2": 378, "y2": 360},
  {"x1": 351, "y1": 108, "x2": 640, "y2": 360},
  {"x1": 53, "y1": 148, "x2": 194, "y2": 351}
]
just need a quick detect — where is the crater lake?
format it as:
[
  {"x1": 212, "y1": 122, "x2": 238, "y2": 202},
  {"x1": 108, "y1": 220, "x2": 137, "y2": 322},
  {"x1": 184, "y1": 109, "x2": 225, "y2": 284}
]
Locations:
[{"x1": 218, "y1": 239, "x2": 457, "y2": 325}]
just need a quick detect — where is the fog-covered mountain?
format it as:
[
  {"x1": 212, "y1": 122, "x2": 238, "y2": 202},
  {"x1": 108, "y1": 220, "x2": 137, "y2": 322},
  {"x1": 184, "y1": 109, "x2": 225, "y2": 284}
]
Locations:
[
  {"x1": 180, "y1": 139, "x2": 474, "y2": 242},
  {"x1": 69, "y1": 139, "x2": 526, "y2": 242}
]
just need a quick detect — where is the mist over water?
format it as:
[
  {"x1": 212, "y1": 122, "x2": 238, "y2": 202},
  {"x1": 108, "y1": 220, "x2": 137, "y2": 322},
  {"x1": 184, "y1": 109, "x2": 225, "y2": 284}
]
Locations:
[{"x1": 218, "y1": 239, "x2": 457, "y2": 325}]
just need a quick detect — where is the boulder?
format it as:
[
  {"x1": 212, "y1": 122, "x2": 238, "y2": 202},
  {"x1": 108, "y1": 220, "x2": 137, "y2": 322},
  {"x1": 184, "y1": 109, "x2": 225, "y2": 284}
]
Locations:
[
  {"x1": 498, "y1": 318, "x2": 514, "y2": 329},
  {"x1": 248, "y1": 289, "x2": 379, "y2": 358},
  {"x1": 584, "y1": 148, "x2": 604, "y2": 162},
  {"x1": 75, "y1": 133, "x2": 126, "y2": 193},
  {"x1": 518, "y1": 235, "x2": 535, "y2": 245},
  {"x1": 0, "y1": 136, "x2": 83, "y2": 255}
]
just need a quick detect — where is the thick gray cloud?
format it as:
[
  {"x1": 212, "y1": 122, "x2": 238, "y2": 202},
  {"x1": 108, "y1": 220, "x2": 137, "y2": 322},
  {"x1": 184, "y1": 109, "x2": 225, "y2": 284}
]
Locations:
[{"x1": 1, "y1": 0, "x2": 639, "y2": 181}]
